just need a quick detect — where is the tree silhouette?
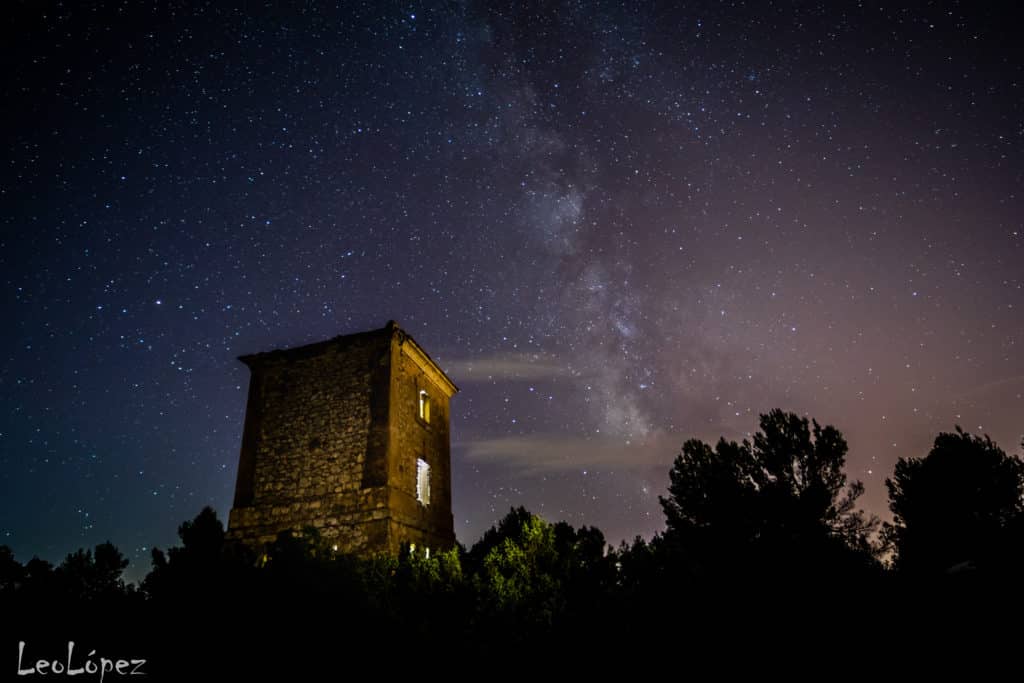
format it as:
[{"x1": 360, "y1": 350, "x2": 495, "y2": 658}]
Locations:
[
  {"x1": 464, "y1": 505, "x2": 535, "y2": 572},
  {"x1": 55, "y1": 541, "x2": 129, "y2": 601},
  {"x1": 144, "y1": 506, "x2": 228, "y2": 599},
  {"x1": 659, "y1": 409, "x2": 879, "y2": 580},
  {"x1": 884, "y1": 426, "x2": 1024, "y2": 575},
  {"x1": 22, "y1": 557, "x2": 56, "y2": 596},
  {"x1": 0, "y1": 545, "x2": 23, "y2": 594}
]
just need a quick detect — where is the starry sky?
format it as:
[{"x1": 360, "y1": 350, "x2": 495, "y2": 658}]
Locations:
[{"x1": 3, "y1": 1, "x2": 1022, "y2": 578}]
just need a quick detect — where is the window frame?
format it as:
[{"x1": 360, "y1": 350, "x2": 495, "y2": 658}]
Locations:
[
  {"x1": 416, "y1": 457, "x2": 431, "y2": 506},
  {"x1": 418, "y1": 388, "x2": 431, "y2": 424}
]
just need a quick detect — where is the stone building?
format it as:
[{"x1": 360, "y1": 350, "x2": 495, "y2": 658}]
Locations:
[{"x1": 226, "y1": 321, "x2": 458, "y2": 556}]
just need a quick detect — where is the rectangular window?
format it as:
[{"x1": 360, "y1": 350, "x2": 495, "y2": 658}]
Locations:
[
  {"x1": 418, "y1": 390, "x2": 431, "y2": 423},
  {"x1": 416, "y1": 458, "x2": 431, "y2": 506}
]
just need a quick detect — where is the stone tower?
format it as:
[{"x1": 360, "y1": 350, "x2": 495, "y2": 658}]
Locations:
[{"x1": 226, "y1": 321, "x2": 458, "y2": 555}]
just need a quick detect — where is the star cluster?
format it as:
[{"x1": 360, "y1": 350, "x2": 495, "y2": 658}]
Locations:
[{"x1": 2, "y1": 1, "x2": 1022, "y2": 574}]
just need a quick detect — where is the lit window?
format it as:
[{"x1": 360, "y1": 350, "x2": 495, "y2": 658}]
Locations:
[
  {"x1": 416, "y1": 458, "x2": 431, "y2": 505},
  {"x1": 418, "y1": 390, "x2": 431, "y2": 423}
]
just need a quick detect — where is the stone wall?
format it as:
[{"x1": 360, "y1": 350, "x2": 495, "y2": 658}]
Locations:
[
  {"x1": 385, "y1": 338, "x2": 455, "y2": 553},
  {"x1": 227, "y1": 328, "x2": 391, "y2": 553}
]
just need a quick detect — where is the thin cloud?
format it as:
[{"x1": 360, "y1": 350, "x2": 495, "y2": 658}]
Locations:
[
  {"x1": 458, "y1": 431, "x2": 676, "y2": 474},
  {"x1": 958, "y1": 374, "x2": 1024, "y2": 400},
  {"x1": 443, "y1": 352, "x2": 580, "y2": 383}
]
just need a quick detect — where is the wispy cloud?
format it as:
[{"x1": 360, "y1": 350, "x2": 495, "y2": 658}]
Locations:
[
  {"x1": 458, "y1": 431, "x2": 677, "y2": 474},
  {"x1": 443, "y1": 352, "x2": 580, "y2": 383},
  {"x1": 957, "y1": 374, "x2": 1024, "y2": 400}
]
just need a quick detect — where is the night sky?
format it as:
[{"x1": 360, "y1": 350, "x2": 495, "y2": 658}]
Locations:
[{"x1": 3, "y1": 1, "x2": 1022, "y2": 579}]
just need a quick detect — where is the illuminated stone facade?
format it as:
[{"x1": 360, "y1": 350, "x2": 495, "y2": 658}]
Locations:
[{"x1": 226, "y1": 321, "x2": 457, "y2": 555}]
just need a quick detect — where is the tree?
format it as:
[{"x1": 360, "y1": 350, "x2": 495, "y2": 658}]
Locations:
[
  {"x1": 0, "y1": 546, "x2": 23, "y2": 594},
  {"x1": 476, "y1": 512, "x2": 563, "y2": 626},
  {"x1": 884, "y1": 426, "x2": 1024, "y2": 575},
  {"x1": 55, "y1": 541, "x2": 129, "y2": 601},
  {"x1": 551, "y1": 521, "x2": 616, "y2": 604},
  {"x1": 142, "y1": 506, "x2": 246, "y2": 601},
  {"x1": 464, "y1": 505, "x2": 535, "y2": 572},
  {"x1": 659, "y1": 409, "x2": 879, "y2": 578}
]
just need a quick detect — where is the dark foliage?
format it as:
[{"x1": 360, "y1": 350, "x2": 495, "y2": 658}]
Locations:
[
  {"x1": 884, "y1": 426, "x2": 1024, "y2": 575},
  {"x1": 658, "y1": 409, "x2": 881, "y2": 584},
  {"x1": 3, "y1": 411, "x2": 1023, "y2": 675}
]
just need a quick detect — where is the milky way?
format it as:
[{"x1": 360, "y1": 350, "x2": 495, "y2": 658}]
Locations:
[{"x1": 3, "y1": 2, "x2": 1022, "y2": 576}]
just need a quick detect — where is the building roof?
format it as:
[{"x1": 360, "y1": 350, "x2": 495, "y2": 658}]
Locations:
[{"x1": 237, "y1": 320, "x2": 459, "y2": 394}]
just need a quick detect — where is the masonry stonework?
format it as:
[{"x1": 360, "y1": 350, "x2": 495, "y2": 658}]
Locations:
[{"x1": 226, "y1": 321, "x2": 457, "y2": 556}]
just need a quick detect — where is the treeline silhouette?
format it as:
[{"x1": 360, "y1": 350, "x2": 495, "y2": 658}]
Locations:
[{"x1": 3, "y1": 409, "x2": 1023, "y2": 675}]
